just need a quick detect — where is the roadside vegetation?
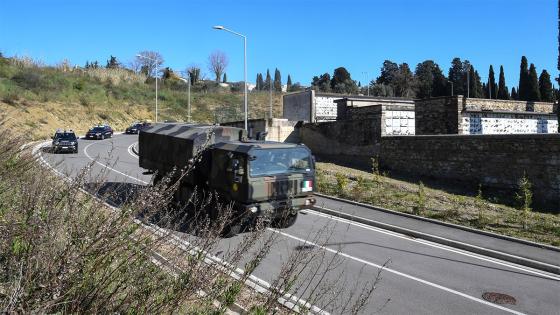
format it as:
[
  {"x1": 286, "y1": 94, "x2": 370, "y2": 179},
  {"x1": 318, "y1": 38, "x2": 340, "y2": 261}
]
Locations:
[
  {"x1": 0, "y1": 55, "x2": 283, "y2": 140},
  {"x1": 316, "y1": 162, "x2": 560, "y2": 247},
  {"x1": 0, "y1": 132, "x2": 379, "y2": 314}
]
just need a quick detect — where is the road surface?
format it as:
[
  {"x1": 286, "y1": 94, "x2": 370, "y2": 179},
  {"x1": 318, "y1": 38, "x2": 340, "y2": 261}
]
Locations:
[{"x1": 37, "y1": 134, "x2": 560, "y2": 315}]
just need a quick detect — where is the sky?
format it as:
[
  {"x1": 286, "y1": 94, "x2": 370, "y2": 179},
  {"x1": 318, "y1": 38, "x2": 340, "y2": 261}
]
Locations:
[{"x1": 0, "y1": 0, "x2": 557, "y2": 89}]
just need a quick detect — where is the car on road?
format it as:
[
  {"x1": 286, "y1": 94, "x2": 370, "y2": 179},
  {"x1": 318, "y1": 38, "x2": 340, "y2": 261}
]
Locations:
[
  {"x1": 125, "y1": 121, "x2": 151, "y2": 134},
  {"x1": 51, "y1": 129, "x2": 79, "y2": 153},
  {"x1": 85, "y1": 124, "x2": 113, "y2": 140}
]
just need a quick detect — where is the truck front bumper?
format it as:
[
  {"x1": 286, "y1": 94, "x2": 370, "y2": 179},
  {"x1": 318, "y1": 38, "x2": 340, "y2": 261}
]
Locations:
[{"x1": 238, "y1": 195, "x2": 317, "y2": 219}]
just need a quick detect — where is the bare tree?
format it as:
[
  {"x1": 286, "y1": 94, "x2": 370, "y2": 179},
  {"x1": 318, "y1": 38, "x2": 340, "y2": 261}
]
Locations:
[
  {"x1": 208, "y1": 50, "x2": 228, "y2": 82},
  {"x1": 136, "y1": 51, "x2": 164, "y2": 78},
  {"x1": 186, "y1": 64, "x2": 202, "y2": 85}
]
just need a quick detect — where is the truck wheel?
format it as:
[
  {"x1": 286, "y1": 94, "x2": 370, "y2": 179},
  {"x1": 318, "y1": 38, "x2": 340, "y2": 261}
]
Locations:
[{"x1": 272, "y1": 212, "x2": 298, "y2": 229}]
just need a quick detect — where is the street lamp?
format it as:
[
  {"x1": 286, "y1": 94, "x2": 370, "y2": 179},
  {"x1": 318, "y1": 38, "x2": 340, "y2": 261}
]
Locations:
[
  {"x1": 136, "y1": 54, "x2": 159, "y2": 122},
  {"x1": 177, "y1": 75, "x2": 191, "y2": 123},
  {"x1": 213, "y1": 25, "x2": 248, "y2": 130}
]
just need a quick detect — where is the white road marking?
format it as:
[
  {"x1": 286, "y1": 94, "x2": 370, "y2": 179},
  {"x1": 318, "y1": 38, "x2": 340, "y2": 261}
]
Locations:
[
  {"x1": 305, "y1": 209, "x2": 560, "y2": 281},
  {"x1": 83, "y1": 140, "x2": 149, "y2": 185},
  {"x1": 269, "y1": 228, "x2": 527, "y2": 315},
  {"x1": 128, "y1": 142, "x2": 138, "y2": 159}
]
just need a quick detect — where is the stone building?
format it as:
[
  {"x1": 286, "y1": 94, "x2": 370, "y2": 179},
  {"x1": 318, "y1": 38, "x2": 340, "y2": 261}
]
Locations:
[
  {"x1": 282, "y1": 90, "x2": 414, "y2": 123},
  {"x1": 415, "y1": 95, "x2": 558, "y2": 135}
]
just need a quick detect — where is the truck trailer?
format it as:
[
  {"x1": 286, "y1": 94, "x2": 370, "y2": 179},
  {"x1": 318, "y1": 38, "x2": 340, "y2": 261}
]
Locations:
[{"x1": 138, "y1": 123, "x2": 316, "y2": 235}]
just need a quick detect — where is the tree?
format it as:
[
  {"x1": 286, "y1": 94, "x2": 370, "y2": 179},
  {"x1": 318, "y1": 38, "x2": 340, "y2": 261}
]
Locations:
[
  {"x1": 394, "y1": 63, "x2": 415, "y2": 97},
  {"x1": 527, "y1": 63, "x2": 541, "y2": 101},
  {"x1": 264, "y1": 69, "x2": 271, "y2": 91},
  {"x1": 311, "y1": 73, "x2": 331, "y2": 92},
  {"x1": 415, "y1": 60, "x2": 447, "y2": 99},
  {"x1": 448, "y1": 58, "x2": 467, "y2": 96},
  {"x1": 106, "y1": 55, "x2": 119, "y2": 69},
  {"x1": 187, "y1": 65, "x2": 201, "y2": 85},
  {"x1": 538, "y1": 70, "x2": 553, "y2": 102},
  {"x1": 497, "y1": 65, "x2": 510, "y2": 100},
  {"x1": 136, "y1": 51, "x2": 164, "y2": 78},
  {"x1": 376, "y1": 60, "x2": 399, "y2": 85},
  {"x1": 289, "y1": 82, "x2": 303, "y2": 92},
  {"x1": 286, "y1": 74, "x2": 292, "y2": 92},
  {"x1": 331, "y1": 67, "x2": 358, "y2": 94},
  {"x1": 208, "y1": 50, "x2": 228, "y2": 82},
  {"x1": 222, "y1": 73, "x2": 227, "y2": 83},
  {"x1": 468, "y1": 67, "x2": 483, "y2": 98},
  {"x1": 274, "y1": 68, "x2": 282, "y2": 92},
  {"x1": 511, "y1": 87, "x2": 518, "y2": 100},
  {"x1": 256, "y1": 73, "x2": 264, "y2": 91},
  {"x1": 518, "y1": 56, "x2": 529, "y2": 100},
  {"x1": 486, "y1": 65, "x2": 497, "y2": 99},
  {"x1": 161, "y1": 67, "x2": 176, "y2": 80}
]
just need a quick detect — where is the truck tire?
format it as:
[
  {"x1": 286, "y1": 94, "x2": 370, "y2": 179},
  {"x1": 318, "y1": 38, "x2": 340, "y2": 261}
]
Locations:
[{"x1": 272, "y1": 212, "x2": 298, "y2": 229}]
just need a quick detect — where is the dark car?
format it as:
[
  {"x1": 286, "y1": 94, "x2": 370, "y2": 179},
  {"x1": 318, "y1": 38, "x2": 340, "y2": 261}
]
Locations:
[
  {"x1": 51, "y1": 130, "x2": 78, "y2": 153},
  {"x1": 125, "y1": 121, "x2": 151, "y2": 134},
  {"x1": 85, "y1": 125, "x2": 113, "y2": 140}
]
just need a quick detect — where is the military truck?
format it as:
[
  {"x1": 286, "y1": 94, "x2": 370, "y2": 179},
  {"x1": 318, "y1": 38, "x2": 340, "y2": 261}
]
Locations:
[{"x1": 138, "y1": 123, "x2": 316, "y2": 234}]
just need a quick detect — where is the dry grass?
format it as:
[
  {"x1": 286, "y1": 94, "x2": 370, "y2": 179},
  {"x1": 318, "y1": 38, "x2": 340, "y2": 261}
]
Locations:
[{"x1": 316, "y1": 162, "x2": 560, "y2": 247}]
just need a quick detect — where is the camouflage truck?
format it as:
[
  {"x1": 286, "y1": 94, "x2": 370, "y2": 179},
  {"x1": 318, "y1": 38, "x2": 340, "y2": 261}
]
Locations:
[{"x1": 138, "y1": 123, "x2": 316, "y2": 234}]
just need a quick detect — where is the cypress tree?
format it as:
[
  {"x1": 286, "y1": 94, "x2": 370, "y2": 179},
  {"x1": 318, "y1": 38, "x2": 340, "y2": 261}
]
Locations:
[
  {"x1": 222, "y1": 73, "x2": 227, "y2": 83},
  {"x1": 258, "y1": 73, "x2": 264, "y2": 91},
  {"x1": 511, "y1": 87, "x2": 518, "y2": 100},
  {"x1": 518, "y1": 56, "x2": 529, "y2": 100},
  {"x1": 264, "y1": 69, "x2": 271, "y2": 91},
  {"x1": 539, "y1": 70, "x2": 554, "y2": 102},
  {"x1": 497, "y1": 65, "x2": 510, "y2": 100},
  {"x1": 286, "y1": 74, "x2": 292, "y2": 92},
  {"x1": 468, "y1": 67, "x2": 483, "y2": 98},
  {"x1": 448, "y1": 58, "x2": 466, "y2": 95},
  {"x1": 255, "y1": 73, "x2": 260, "y2": 90},
  {"x1": 527, "y1": 63, "x2": 541, "y2": 101},
  {"x1": 273, "y1": 68, "x2": 282, "y2": 92},
  {"x1": 487, "y1": 65, "x2": 497, "y2": 99}
]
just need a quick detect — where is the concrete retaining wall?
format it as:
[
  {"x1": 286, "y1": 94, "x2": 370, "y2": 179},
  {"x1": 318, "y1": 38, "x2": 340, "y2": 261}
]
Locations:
[{"x1": 380, "y1": 134, "x2": 560, "y2": 211}]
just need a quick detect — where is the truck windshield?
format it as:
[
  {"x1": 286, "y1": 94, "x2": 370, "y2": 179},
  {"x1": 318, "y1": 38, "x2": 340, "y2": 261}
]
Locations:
[{"x1": 249, "y1": 147, "x2": 312, "y2": 177}]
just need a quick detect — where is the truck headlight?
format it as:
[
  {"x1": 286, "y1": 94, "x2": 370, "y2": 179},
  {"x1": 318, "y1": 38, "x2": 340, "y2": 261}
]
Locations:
[{"x1": 248, "y1": 206, "x2": 258, "y2": 213}]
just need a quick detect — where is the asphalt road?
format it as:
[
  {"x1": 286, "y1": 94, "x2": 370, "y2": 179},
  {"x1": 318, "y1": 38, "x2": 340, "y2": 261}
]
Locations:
[{"x1": 37, "y1": 134, "x2": 560, "y2": 315}]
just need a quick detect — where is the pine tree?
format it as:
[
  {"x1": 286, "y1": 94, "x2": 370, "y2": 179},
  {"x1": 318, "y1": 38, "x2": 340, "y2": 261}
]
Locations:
[
  {"x1": 468, "y1": 67, "x2": 483, "y2": 98},
  {"x1": 256, "y1": 73, "x2": 264, "y2": 91},
  {"x1": 273, "y1": 68, "x2": 282, "y2": 92},
  {"x1": 527, "y1": 63, "x2": 541, "y2": 101},
  {"x1": 286, "y1": 75, "x2": 292, "y2": 92},
  {"x1": 448, "y1": 58, "x2": 466, "y2": 95},
  {"x1": 222, "y1": 73, "x2": 227, "y2": 83},
  {"x1": 487, "y1": 65, "x2": 497, "y2": 99},
  {"x1": 106, "y1": 55, "x2": 119, "y2": 69},
  {"x1": 497, "y1": 65, "x2": 510, "y2": 99},
  {"x1": 518, "y1": 56, "x2": 529, "y2": 100},
  {"x1": 539, "y1": 70, "x2": 554, "y2": 102},
  {"x1": 255, "y1": 73, "x2": 261, "y2": 90},
  {"x1": 85, "y1": 61, "x2": 90, "y2": 69}
]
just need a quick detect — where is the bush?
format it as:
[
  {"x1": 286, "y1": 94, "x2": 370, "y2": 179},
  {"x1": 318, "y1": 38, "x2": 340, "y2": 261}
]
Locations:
[
  {"x1": 413, "y1": 182, "x2": 426, "y2": 215},
  {"x1": 515, "y1": 174, "x2": 533, "y2": 229}
]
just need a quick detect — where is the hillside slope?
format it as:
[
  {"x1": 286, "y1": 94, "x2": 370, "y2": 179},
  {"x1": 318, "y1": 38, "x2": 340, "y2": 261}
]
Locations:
[{"x1": 0, "y1": 56, "x2": 283, "y2": 139}]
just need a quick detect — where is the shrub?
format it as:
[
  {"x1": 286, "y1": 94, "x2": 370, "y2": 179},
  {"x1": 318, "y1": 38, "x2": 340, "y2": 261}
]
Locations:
[
  {"x1": 413, "y1": 181, "x2": 426, "y2": 215},
  {"x1": 335, "y1": 172, "x2": 349, "y2": 195}
]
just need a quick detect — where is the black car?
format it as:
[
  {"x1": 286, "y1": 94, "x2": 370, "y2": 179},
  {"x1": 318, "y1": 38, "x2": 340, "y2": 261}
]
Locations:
[
  {"x1": 125, "y1": 121, "x2": 151, "y2": 134},
  {"x1": 86, "y1": 125, "x2": 113, "y2": 140},
  {"x1": 51, "y1": 130, "x2": 78, "y2": 153}
]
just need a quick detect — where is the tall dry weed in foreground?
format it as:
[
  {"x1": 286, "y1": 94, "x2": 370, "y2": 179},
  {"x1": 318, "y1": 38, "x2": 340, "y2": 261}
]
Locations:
[
  {"x1": 0, "y1": 132, "x2": 383, "y2": 314},
  {"x1": 84, "y1": 68, "x2": 147, "y2": 85}
]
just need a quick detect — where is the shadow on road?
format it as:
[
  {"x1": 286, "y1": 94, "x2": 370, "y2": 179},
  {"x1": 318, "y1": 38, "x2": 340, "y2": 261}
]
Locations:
[{"x1": 83, "y1": 181, "x2": 146, "y2": 208}]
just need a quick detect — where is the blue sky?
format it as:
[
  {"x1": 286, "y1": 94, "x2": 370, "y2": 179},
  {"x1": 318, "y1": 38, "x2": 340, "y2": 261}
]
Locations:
[{"x1": 0, "y1": 0, "x2": 556, "y2": 89}]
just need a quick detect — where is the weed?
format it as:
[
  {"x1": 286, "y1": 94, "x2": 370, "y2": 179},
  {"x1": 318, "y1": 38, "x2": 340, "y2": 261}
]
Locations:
[
  {"x1": 413, "y1": 181, "x2": 426, "y2": 215},
  {"x1": 335, "y1": 172, "x2": 349, "y2": 196},
  {"x1": 515, "y1": 173, "x2": 533, "y2": 230}
]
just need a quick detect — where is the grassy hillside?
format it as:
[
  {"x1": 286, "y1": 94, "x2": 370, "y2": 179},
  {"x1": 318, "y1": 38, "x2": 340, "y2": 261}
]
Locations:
[{"x1": 0, "y1": 56, "x2": 283, "y2": 139}]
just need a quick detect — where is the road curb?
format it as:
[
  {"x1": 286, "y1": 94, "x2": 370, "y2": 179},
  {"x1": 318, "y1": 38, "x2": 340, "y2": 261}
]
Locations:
[
  {"x1": 312, "y1": 204, "x2": 560, "y2": 275},
  {"x1": 315, "y1": 193, "x2": 560, "y2": 253}
]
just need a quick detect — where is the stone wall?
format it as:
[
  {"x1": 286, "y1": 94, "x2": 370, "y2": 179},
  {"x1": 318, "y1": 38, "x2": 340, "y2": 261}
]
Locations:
[
  {"x1": 221, "y1": 118, "x2": 300, "y2": 143},
  {"x1": 300, "y1": 118, "x2": 381, "y2": 167},
  {"x1": 380, "y1": 134, "x2": 560, "y2": 211},
  {"x1": 415, "y1": 95, "x2": 558, "y2": 135},
  {"x1": 415, "y1": 96, "x2": 461, "y2": 135}
]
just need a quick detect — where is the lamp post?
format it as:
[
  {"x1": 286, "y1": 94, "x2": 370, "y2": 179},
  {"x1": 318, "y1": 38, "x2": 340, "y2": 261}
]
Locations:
[
  {"x1": 178, "y1": 75, "x2": 191, "y2": 122},
  {"x1": 136, "y1": 54, "x2": 159, "y2": 122},
  {"x1": 447, "y1": 80, "x2": 454, "y2": 96},
  {"x1": 213, "y1": 25, "x2": 248, "y2": 130}
]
